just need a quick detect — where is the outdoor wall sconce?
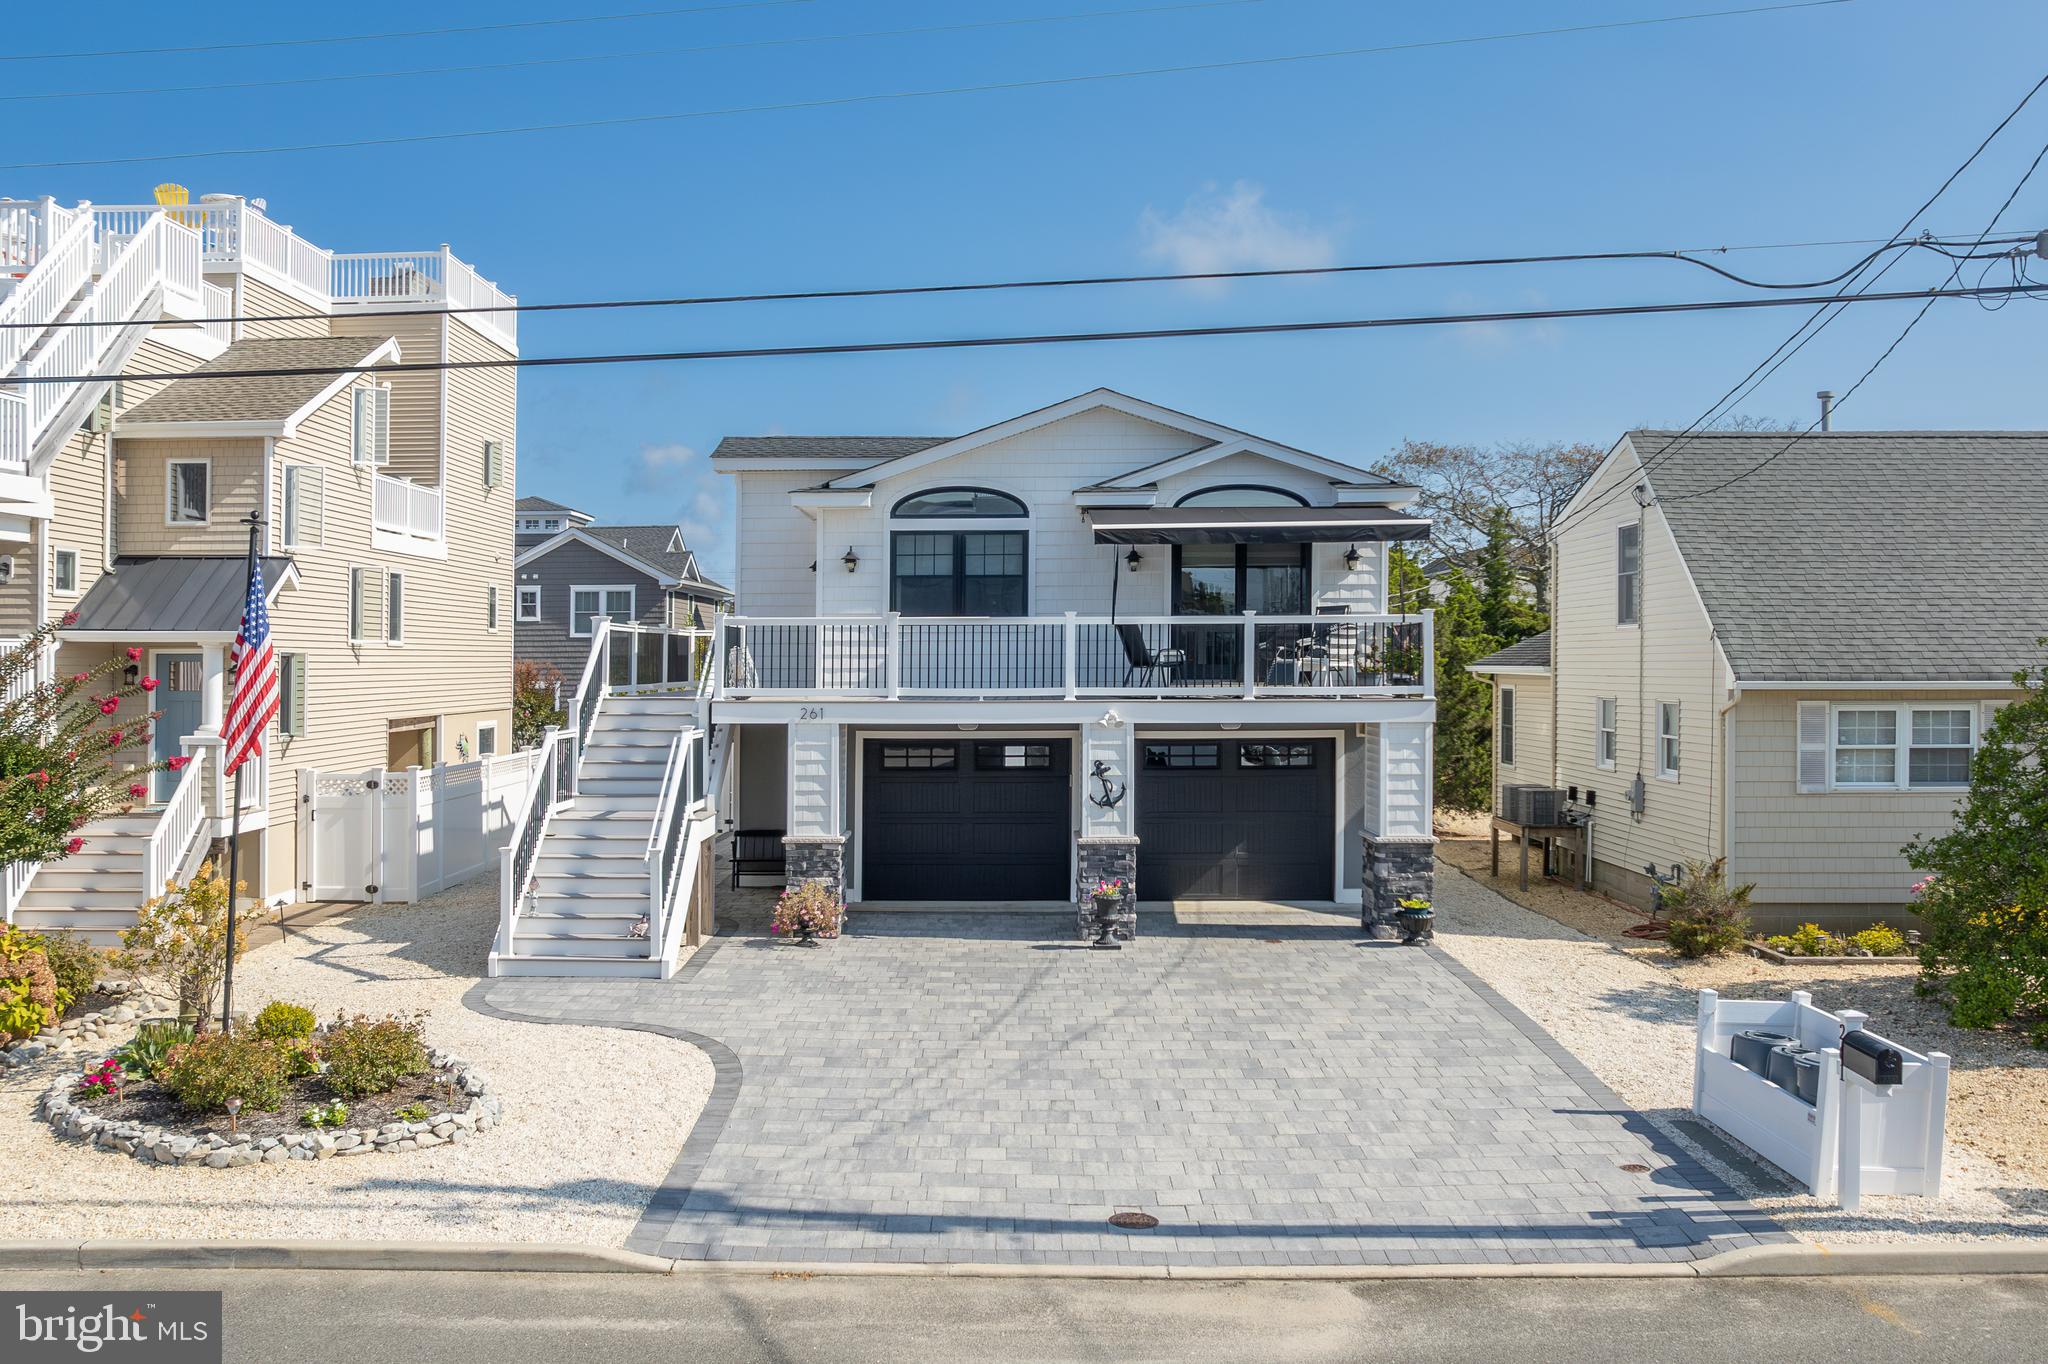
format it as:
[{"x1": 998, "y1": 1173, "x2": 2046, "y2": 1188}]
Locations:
[
  {"x1": 842, "y1": 547, "x2": 859, "y2": 572},
  {"x1": 122, "y1": 662, "x2": 141, "y2": 686},
  {"x1": 1124, "y1": 548, "x2": 1144, "y2": 571},
  {"x1": 1343, "y1": 544, "x2": 1363, "y2": 572}
]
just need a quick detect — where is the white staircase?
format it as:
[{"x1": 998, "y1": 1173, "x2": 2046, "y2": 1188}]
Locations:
[
  {"x1": 490, "y1": 621, "x2": 720, "y2": 979},
  {"x1": 12, "y1": 812, "x2": 159, "y2": 947}
]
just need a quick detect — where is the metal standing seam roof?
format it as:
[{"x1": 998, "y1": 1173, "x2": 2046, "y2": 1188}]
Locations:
[
  {"x1": 1630, "y1": 430, "x2": 2048, "y2": 684},
  {"x1": 1470, "y1": 631, "x2": 1552, "y2": 672},
  {"x1": 62, "y1": 557, "x2": 294, "y2": 634},
  {"x1": 116, "y1": 337, "x2": 393, "y2": 426}
]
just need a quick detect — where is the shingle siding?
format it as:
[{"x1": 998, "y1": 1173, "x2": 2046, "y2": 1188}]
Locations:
[{"x1": 514, "y1": 539, "x2": 667, "y2": 680}]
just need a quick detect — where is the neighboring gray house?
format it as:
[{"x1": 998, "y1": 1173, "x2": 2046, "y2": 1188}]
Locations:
[
  {"x1": 512, "y1": 497, "x2": 731, "y2": 680},
  {"x1": 1471, "y1": 430, "x2": 2042, "y2": 932}
]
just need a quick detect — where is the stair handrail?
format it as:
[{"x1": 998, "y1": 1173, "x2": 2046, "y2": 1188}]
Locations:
[
  {"x1": 495, "y1": 725, "x2": 569, "y2": 967},
  {"x1": 142, "y1": 742, "x2": 209, "y2": 902},
  {"x1": 656, "y1": 793, "x2": 714, "y2": 976},
  {"x1": 0, "y1": 203, "x2": 94, "y2": 376},
  {"x1": 563, "y1": 616, "x2": 612, "y2": 799},
  {"x1": 643, "y1": 731, "x2": 689, "y2": 954}
]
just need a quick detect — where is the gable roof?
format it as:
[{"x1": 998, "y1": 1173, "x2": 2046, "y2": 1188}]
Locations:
[
  {"x1": 710, "y1": 436, "x2": 952, "y2": 466},
  {"x1": 61, "y1": 556, "x2": 297, "y2": 638},
  {"x1": 516, "y1": 495, "x2": 586, "y2": 517},
  {"x1": 117, "y1": 336, "x2": 395, "y2": 434},
  {"x1": 1625, "y1": 430, "x2": 2048, "y2": 684},
  {"x1": 515, "y1": 524, "x2": 731, "y2": 596},
  {"x1": 1468, "y1": 630, "x2": 1551, "y2": 674}
]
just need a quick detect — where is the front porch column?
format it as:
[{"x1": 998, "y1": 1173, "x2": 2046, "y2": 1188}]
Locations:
[
  {"x1": 1361, "y1": 720, "x2": 1436, "y2": 936},
  {"x1": 199, "y1": 644, "x2": 226, "y2": 730},
  {"x1": 1076, "y1": 717, "x2": 1137, "y2": 941},
  {"x1": 783, "y1": 720, "x2": 846, "y2": 903}
]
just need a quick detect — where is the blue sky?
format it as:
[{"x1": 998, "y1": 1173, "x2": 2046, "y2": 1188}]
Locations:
[{"x1": 12, "y1": 0, "x2": 2047, "y2": 581}]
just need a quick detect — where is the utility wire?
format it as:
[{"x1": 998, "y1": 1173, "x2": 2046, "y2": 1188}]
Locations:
[
  {"x1": 1545, "y1": 67, "x2": 2048, "y2": 540},
  {"x1": 0, "y1": 0, "x2": 828, "y2": 64},
  {"x1": 9, "y1": 232, "x2": 2030, "y2": 333},
  {"x1": 1663, "y1": 136, "x2": 2048, "y2": 504},
  {"x1": 0, "y1": 0, "x2": 1275, "y2": 103},
  {"x1": 14, "y1": 280, "x2": 2044, "y2": 388},
  {"x1": 3, "y1": 1, "x2": 1861, "y2": 170}
]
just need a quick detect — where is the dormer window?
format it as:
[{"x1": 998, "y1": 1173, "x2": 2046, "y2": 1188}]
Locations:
[{"x1": 889, "y1": 487, "x2": 1028, "y2": 616}]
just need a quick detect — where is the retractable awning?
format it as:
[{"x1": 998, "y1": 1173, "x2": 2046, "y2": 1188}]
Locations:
[{"x1": 1086, "y1": 505, "x2": 1430, "y2": 545}]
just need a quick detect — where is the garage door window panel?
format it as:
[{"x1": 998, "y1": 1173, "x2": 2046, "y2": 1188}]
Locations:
[{"x1": 1145, "y1": 743, "x2": 1220, "y2": 769}]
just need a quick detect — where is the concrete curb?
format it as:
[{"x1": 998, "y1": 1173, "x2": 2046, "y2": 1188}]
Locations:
[{"x1": 5, "y1": 1239, "x2": 2047, "y2": 1279}]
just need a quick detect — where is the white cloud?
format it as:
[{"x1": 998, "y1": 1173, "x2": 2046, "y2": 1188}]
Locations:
[
  {"x1": 627, "y1": 441, "x2": 698, "y2": 492},
  {"x1": 1138, "y1": 181, "x2": 1340, "y2": 280}
]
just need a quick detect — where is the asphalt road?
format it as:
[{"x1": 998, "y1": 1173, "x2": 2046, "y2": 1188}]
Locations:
[{"x1": 3, "y1": 1269, "x2": 2044, "y2": 1363}]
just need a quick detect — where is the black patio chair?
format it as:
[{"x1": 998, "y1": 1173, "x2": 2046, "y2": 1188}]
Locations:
[{"x1": 1115, "y1": 623, "x2": 1188, "y2": 688}]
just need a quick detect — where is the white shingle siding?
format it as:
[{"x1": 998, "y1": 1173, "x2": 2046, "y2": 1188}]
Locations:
[{"x1": 1492, "y1": 675, "x2": 1552, "y2": 789}]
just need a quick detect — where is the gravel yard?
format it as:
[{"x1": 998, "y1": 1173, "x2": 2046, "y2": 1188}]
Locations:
[
  {"x1": 1, "y1": 875, "x2": 713, "y2": 1247},
  {"x1": 1431, "y1": 844, "x2": 2048, "y2": 1245}
]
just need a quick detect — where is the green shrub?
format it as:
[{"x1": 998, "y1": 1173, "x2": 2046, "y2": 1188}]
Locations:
[
  {"x1": 1785, "y1": 922, "x2": 1843, "y2": 957},
  {"x1": 1850, "y1": 924, "x2": 1908, "y2": 957},
  {"x1": 115, "y1": 1020, "x2": 195, "y2": 1080},
  {"x1": 1662, "y1": 859, "x2": 1755, "y2": 959},
  {"x1": 320, "y1": 1013, "x2": 428, "y2": 1099},
  {"x1": 300, "y1": 1100, "x2": 348, "y2": 1129},
  {"x1": 0, "y1": 927, "x2": 58, "y2": 1042},
  {"x1": 393, "y1": 1101, "x2": 432, "y2": 1123},
  {"x1": 278, "y1": 1039, "x2": 321, "y2": 1079},
  {"x1": 157, "y1": 1033, "x2": 288, "y2": 1114},
  {"x1": 38, "y1": 932, "x2": 104, "y2": 1010},
  {"x1": 252, "y1": 1000, "x2": 317, "y2": 1042}
]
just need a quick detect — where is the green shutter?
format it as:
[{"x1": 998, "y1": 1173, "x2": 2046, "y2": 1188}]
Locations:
[
  {"x1": 281, "y1": 654, "x2": 308, "y2": 736},
  {"x1": 483, "y1": 440, "x2": 502, "y2": 488}
]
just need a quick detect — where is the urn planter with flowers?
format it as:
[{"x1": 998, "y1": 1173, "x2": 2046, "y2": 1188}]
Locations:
[
  {"x1": 1088, "y1": 877, "x2": 1129, "y2": 951},
  {"x1": 1394, "y1": 897, "x2": 1435, "y2": 945},
  {"x1": 771, "y1": 880, "x2": 845, "y2": 947}
]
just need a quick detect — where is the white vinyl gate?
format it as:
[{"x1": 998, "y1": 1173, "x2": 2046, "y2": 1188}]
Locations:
[{"x1": 301, "y1": 754, "x2": 539, "y2": 905}]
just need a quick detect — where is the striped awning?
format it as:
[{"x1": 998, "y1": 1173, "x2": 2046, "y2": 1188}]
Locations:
[{"x1": 1086, "y1": 505, "x2": 1430, "y2": 545}]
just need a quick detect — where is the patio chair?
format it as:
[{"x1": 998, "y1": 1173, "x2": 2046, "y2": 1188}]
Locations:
[{"x1": 1115, "y1": 623, "x2": 1187, "y2": 688}]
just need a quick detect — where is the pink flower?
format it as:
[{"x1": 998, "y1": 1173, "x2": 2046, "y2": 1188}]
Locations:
[
  {"x1": 124, "y1": 647, "x2": 143, "y2": 663},
  {"x1": 108, "y1": 729, "x2": 123, "y2": 744},
  {"x1": 139, "y1": 677, "x2": 159, "y2": 692},
  {"x1": 66, "y1": 837, "x2": 84, "y2": 854},
  {"x1": 166, "y1": 755, "x2": 191, "y2": 772},
  {"x1": 98, "y1": 698, "x2": 119, "y2": 716},
  {"x1": 61, "y1": 610, "x2": 78, "y2": 626},
  {"x1": 31, "y1": 770, "x2": 48, "y2": 787},
  {"x1": 128, "y1": 783, "x2": 147, "y2": 798},
  {"x1": 70, "y1": 672, "x2": 88, "y2": 684}
]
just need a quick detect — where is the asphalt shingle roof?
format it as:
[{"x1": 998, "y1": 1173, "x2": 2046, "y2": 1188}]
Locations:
[
  {"x1": 516, "y1": 495, "x2": 584, "y2": 516},
  {"x1": 583, "y1": 525, "x2": 731, "y2": 595},
  {"x1": 1630, "y1": 430, "x2": 2048, "y2": 684},
  {"x1": 1470, "y1": 631, "x2": 1551, "y2": 672},
  {"x1": 119, "y1": 337, "x2": 391, "y2": 425},
  {"x1": 710, "y1": 435, "x2": 953, "y2": 464},
  {"x1": 64, "y1": 557, "x2": 293, "y2": 634}
]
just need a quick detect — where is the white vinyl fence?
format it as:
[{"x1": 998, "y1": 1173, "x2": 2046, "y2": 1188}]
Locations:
[
  {"x1": 1693, "y1": 989, "x2": 1949, "y2": 1208},
  {"x1": 299, "y1": 751, "x2": 540, "y2": 906}
]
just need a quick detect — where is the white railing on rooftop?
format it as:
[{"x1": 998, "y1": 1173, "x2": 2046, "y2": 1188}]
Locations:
[
  {"x1": 200, "y1": 280, "x2": 234, "y2": 345},
  {"x1": 0, "y1": 197, "x2": 83, "y2": 274},
  {"x1": 372, "y1": 471, "x2": 443, "y2": 543},
  {"x1": 331, "y1": 247, "x2": 516, "y2": 351},
  {"x1": 0, "y1": 201, "x2": 94, "y2": 375}
]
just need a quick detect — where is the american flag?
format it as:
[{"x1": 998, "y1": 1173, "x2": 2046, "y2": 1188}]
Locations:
[{"x1": 221, "y1": 556, "x2": 278, "y2": 775}]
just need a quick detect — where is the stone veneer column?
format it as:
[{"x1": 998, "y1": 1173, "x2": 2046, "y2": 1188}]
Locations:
[
  {"x1": 783, "y1": 835, "x2": 848, "y2": 903},
  {"x1": 1076, "y1": 836, "x2": 1139, "y2": 941},
  {"x1": 1362, "y1": 835, "x2": 1435, "y2": 936},
  {"x1": 1362, "y1": 720, "x2": 1436, "y2": 937},
  {"x1": 784, "y1": 720, "x2": 846, "y2": 904}
]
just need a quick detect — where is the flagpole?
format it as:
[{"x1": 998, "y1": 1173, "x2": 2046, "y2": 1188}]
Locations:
[{"x1": 221, "y1": 513, "x2": 262, "y2": 1035}]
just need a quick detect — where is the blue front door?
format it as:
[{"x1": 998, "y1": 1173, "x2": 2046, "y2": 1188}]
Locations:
[{"x1": 152, "y1": 653, "x2": 204, "y2": 802}]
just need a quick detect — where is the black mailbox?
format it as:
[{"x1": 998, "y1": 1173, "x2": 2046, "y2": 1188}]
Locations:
[{"x1": 1841, "y1": 1030, "x2": 1905, "y2": 1086}]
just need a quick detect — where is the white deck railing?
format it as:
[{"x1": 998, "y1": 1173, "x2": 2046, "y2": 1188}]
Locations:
[
  {"x1": 713, "y1": 611, "x2": 1435, "y2": 700},
  {"x1": 372, "y1": 472, "x2": 444, "y2": 543},
  {"x1": 0, "y1": 201, "x2": 93, "y2": 375},
  {"x1": 200, "y1": 280, "x2": 234, "y2": 345},
  {"x1": 143, "y1": 744, "x2": 209, "y2": 900},
  {"x1": 331, "y1": 247, "x2": 517, "y2": 351}
]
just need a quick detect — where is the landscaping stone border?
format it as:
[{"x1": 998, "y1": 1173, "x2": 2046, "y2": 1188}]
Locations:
[
  {"x1": 33, "y1": 1041, "x2": 501, "y2": 1169},
  {"x1": 1, "y1": 979, "x2": 177, "y2": 1070},
  {"x1": 1744, "y1": 944, "x2": 1918, "y2": 966}
]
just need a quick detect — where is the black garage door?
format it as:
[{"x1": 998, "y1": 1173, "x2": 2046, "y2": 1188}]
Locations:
[
  {"x1": 861, "y1": 739, "x2": 1071, "y2": 901},
  {"x1": 1137, "y1": 738, "x2": 1334, "y2": 901}
]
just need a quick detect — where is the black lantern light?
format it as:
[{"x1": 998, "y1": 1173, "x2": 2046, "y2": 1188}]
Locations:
[
  {"x1": 1124, "y1": 548, "x2": 1143, "y2": 572},
  {"x1": 842, "y1": 547, "x2": 859, "y2": 573},
  {"x1": 1343, "y1": 543, "x2": 1363, "y2": 572}
]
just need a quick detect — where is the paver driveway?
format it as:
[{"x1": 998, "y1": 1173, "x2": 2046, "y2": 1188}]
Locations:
[{"x1": 475, "y1": 911, "x2": 1783, "y2": 1266}]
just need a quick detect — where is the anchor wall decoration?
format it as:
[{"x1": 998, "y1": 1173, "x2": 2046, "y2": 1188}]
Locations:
[{"x1": 1087, "y1": 759, "x2": 1127, "y2": 810}]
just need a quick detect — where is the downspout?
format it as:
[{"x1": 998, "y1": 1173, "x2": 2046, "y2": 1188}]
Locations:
[{"x1": 1716, "y1": 638, "x2": 1741, "y2": 872}]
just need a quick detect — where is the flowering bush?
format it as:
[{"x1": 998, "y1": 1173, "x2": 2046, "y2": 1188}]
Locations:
[
  {"x1": 320, "y1": 1012, "x2": 429, "y2": 1098},
  {"x1": 1906, "y1": 659, "x2": 2048, "y2": 1041},
  {"x1": 0, "y1": 925, "x2": 61, "y2": 1042},
  {"x1": 117, "y1": 861, "x2": 259, "y2": 1029},
  {"x1": 157, "y1": 1032, "x2": 289, "y2": 1114},
  {"x1": 77, "y1": 1057, "x2": 124, "y2": 1100},
  {"x1": 770, "y1": 880, "x2": 844, "y2": 939},
  {"x1": 1, "y1": 621, "x2": 176, "y2": 868},
  {"x1": 300, "y1": 1100, "x2": 349, "y2": 1129},
  {"x1": 1850, "y1": 924, "x2": 1909, "y2": 957}
]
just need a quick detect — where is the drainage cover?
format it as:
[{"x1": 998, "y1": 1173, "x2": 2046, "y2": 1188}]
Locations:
[
  {"x1": 1108, "y1": 1211, "x2": 1160, "y2": 1230},
  {"x1": 1619, "y1": 1163, "x2": 1652, "y2": 1174}
]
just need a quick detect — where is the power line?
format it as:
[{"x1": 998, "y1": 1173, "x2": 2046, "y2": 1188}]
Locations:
[
  {"x1": 1546, "y1": 67, "x2": 2048, "y2": 540},
  {"x1": 0, "y1": 0, "x2": 827, "y2": 64},
  {"x1": 12, "y1": 231, "x2": 2032, "y2": 333},
  {"x1": 1663, "y1": 137, "x2": 2048, "y2": 505},
  {"x1": 16, "y1": 280, "x2": 2044, "y2": 387},
  {"x1": 0, "y1": 0, "x2": 1274, "y2": 103},
  {"x1": 4, "y1": 0, "x2": 1861, "y2": 170}
]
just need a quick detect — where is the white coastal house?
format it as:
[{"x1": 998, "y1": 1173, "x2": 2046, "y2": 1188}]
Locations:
[{"x1": 1470, "y1": 427, "x2": 2041, "y2": 932}]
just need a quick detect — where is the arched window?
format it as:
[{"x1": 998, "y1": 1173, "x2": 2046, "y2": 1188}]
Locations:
[
  {"x1": 1174, "y1": 485, "x2": 1309, "y2": 507},
  {"x1": 889, "y1": 488, "x2": 1029, "y2": 615},
  {"x1": 892, "y1": 487, "x2": 1027, "y2": 518}
]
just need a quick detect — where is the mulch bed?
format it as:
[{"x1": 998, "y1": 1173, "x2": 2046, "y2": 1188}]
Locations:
[{"x1": 72, "y1": 1068, "x2": 461, "y2": 1144}]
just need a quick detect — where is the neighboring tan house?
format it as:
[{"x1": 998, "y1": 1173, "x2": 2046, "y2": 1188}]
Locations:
[
  {"x1": 1470, "y1": 429, "x2": 2040, "y2": 932},
  {"x1": 0, "y1": 192, "x2": 516, "y2": 937},
  {"x1": 512, "y1": 496, "x2": 731, "y2": 681}
]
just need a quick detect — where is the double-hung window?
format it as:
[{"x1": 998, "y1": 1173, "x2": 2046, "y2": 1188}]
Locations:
[
  {"x1": 571, "y1": 585, "x2": 634, "y2": 636},
  {"x1": 516, "y1": 585, "x2": 541, "y2": 621},
  {"x1": 53, "y1": 548, "x2": 79, "y2": 595},
  {"x1": 281, "y1": 464, "x2": 323, "y2": 548},
  {"x1": 1657, "y1": 702, "x2": 1681, "y2": 779},
  {"x1": 1827, "y1": 704, "x2": 1975, "y2": 790},
  {"x1": 386, "y1": 571, "x2": 405, "y2": 644},
  {"x1": 1498, "y1": 687, "x2": 1517, "y2": 767},
  {"x1": 1595, "y1": 697, "x2": 1618, "y2": 768},
  {"x1": 888, "y1": 488, "x2": 1029, "y2": 617},
  {"x1": 1616, "y1": 523, "x2": 1642, "y2": 626},
  {"x1": 167, "y1": 458, "x2": 210, "y2": 525}
]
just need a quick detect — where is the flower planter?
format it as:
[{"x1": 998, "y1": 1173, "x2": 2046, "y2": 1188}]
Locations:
[
  {"x1": 1393, "y1": 904, "x2": 1435, "y2": 945},
  {"x1": 1088, "y1": 894, "x2": 1126, "y2": 951},
  {"x1": 1744, "y1": 943, "x2": 1916, "y2": 966}
]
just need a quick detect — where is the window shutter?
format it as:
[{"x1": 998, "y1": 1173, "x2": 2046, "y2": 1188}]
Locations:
[
  {"x1": 303, "y1": 467, "x2": 324, "y2": 545},
  {"x1": 1796, "y1": 700, "x2": 1830, "y2": 793},
  {"x1": 483, "y1": 440, "x2": 501, "y2": 488},
  {"x1": 284, "y1": 654, "x2": 308, "y2": 736},
  {"x1": 372, "y1": 387, "x2": 391, "y2": 467},
  {"x1": 352, "y1": 389, "x2": 372, "y2": 466}
]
